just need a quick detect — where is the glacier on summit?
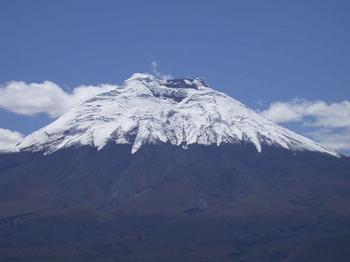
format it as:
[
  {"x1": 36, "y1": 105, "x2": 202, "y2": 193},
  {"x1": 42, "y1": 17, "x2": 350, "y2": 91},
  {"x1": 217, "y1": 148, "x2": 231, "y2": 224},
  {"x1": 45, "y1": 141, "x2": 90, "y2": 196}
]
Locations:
[{"x1": 6, "y1": 73, "x2": 339, "y2": 156}]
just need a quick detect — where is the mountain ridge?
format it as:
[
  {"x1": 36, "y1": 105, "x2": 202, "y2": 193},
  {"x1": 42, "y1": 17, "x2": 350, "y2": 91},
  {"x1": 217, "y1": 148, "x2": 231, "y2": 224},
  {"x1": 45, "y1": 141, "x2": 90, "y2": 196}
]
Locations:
[{"x1": 3, "y1": 73, "x2": 339, "y2": 156}]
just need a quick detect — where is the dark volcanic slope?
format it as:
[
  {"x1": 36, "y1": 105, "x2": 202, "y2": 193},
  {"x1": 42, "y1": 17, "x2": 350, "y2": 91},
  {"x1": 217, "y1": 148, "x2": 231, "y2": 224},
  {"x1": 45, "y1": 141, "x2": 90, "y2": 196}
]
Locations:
[
  {"x1": 1, "y1": 144, "x2": 349, "y2": 215},
  {"x1": 0, "y1": 144, "x2": 350, "y2": 261}
]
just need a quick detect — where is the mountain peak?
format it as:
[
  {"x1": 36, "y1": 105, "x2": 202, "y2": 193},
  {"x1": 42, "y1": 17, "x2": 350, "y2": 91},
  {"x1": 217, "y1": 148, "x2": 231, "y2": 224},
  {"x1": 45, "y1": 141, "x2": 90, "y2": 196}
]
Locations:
[
  {"x1": 125, "y1": 72, "x2": 154, "y2": 82},
  {"x1": 5, "y1": 74, "x2": 339, "y2": 157},
  {"x1": 123, "y1": 73, "x2": 207, "y2": 91}
]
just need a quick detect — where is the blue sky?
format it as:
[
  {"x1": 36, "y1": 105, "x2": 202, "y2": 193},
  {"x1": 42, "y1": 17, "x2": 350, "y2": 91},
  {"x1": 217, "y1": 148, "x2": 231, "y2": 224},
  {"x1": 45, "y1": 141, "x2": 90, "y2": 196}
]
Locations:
[{"x1": 0, "y1": 0, "x2": 349, "y2": 153}]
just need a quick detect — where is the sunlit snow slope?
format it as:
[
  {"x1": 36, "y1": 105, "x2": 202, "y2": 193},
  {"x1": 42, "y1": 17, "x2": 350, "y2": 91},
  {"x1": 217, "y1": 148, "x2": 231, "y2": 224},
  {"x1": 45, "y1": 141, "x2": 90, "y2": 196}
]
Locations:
[{"x1": 7, "y1": 73, "x2": 339, "y2": 156}]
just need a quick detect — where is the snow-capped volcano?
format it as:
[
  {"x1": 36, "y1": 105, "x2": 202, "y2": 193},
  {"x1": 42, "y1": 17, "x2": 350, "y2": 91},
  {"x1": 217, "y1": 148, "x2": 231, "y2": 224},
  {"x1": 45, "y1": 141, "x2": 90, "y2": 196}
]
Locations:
[{"x1": 8, "y1": 73, "x2": 338, "y2": 156}]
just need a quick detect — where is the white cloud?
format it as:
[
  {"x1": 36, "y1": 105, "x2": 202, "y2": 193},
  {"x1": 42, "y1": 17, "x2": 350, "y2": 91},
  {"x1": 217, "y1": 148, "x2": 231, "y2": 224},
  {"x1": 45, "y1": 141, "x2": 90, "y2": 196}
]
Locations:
[
  {"x1": 260, "y1": 100, "x2": 305, "y2": 123},
  {"x1": 151, "y1": 61, "x2": 158, "y2": 73},
  {"x1": 0, "y1": 81, "x2": 117, "y2": 118},
  {"x1": 261, "y1": 99, "x2": 350, "y2": 127},
  {"x1": 0, "y1": 128, "x2": 23, "y2": 150},
  {"x1": 150, "y1": 61, "x2": 173, "y2": 80},
  {"x1": 308, "y1": 128, "x2": 350, "y2": 151},
  {"x1": 261, "y1": 99, "x2": 350, "y2": 152}
]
